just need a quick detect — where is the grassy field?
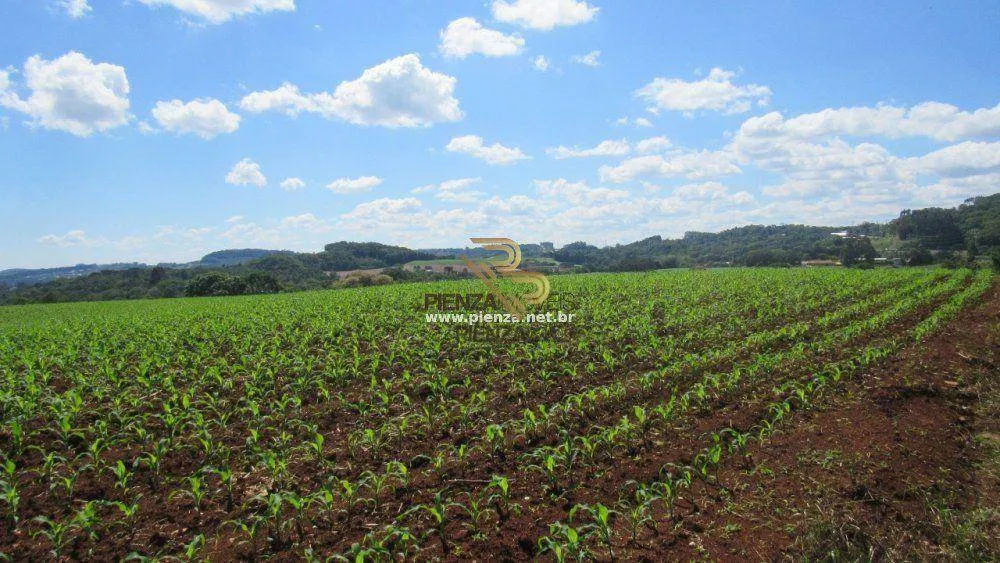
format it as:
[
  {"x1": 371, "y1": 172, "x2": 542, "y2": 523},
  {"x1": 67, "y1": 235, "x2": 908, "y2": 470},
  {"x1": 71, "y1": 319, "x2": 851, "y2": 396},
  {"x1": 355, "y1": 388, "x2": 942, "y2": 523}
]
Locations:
[{"x1": 0, "y1": 267, "x2": 995, "y2": 560}]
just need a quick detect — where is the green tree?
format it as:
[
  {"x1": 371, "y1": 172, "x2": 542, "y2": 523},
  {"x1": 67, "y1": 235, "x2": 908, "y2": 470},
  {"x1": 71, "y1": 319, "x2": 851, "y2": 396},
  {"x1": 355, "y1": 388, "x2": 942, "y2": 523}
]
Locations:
[
  {"x1": 840, "y1": 238, "x2": 877, "y2": 267},
  {"x1": 149, "y1": 266, "x2": 168, "y2": 285},
  {"x1": 186, "y1": 273, "x2": 233, "y2": 297},
  {"x1": 906, "y1": 245, "x2": 934, "y2": 266}
]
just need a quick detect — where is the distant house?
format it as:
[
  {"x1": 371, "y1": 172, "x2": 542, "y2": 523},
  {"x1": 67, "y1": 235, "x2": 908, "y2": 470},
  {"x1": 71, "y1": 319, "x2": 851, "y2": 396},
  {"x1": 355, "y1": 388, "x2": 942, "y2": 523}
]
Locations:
[{"x1": 801, "y1": 259, "x2": 842, "y2": 267}]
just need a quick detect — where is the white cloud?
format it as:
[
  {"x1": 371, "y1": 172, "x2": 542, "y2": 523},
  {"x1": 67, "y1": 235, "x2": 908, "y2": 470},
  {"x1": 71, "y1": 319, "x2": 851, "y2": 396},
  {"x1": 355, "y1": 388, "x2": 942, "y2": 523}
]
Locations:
[
  {"x1": 137, "y1": 120, "x2": 158, "y2": 135},
  {"x1": 327, "y1": 175, "x2": 383, "y2": 194},
  {"x1": 239, "y1": 54, "x2": 462, "y2": 128},
  {"x1": 225, "y1": 158, "x2": 267, "y2": 187},
  {"x1": 546, "y1": 136, "x2": 673, "y2": 159},
  {"x1": 219, "y1": 222, "x2": 282, "y2": 245},
  {"x1": 636, "y1": 67, "x2": 771, "y2": 115},
  {"x1": 60, "y1": 0, "x2": 91, "y2": 18},
  {"x1": 413, "y1": 178, "x2": 485, "y2": 203},
  {"x1": 533, "y1": 56, "x2": 550, "y2": 71},
  {"x1": 0, "y1": 51, "x2": 130, "y2": 137},
  {"x1": 341, "y1": 197, "x2": 423, "y2": 226},
  {"x1": 492, "y1": 0, "x2": 599, "y2": 30},
  {"x1": 280, "y1": 177, "x2": 306, "y2": 190},
  {"x1": 38, "y1": 230, "x2": 105, "y2": 247},
  {"x1": 437, "y1": 190, "x2": 484, "y2": 204},
  {"x1": 439, "y1": 178, "x2": 482, "y2": 192},
  {"x1": 138, "y1": 0, "x2": 295, "y2": 24},
  {"x1": 151, "y1": 98, "x2": 240, "y2": 139},
  {"x1": 614, "y1": 116, "x2": 653, "y2": 128},
  {"x1": 547, "y1": 139, "x2": 629, "y2": 159},
  {"x1": 902, "y1": 141, "x2": 1000, "y2": 178},
  {"x1": 535, "y1": 179, "x2": 629, "y2": 205},
  {"x1": 635, "y1": 136, "x2": 672, "y2": 154},
  {"x1": 439, "y1": 17, "x2": 525, "y2": 59},
  {"x1": 599, "y1": 150, "x2": 741, "y2": 183},
  {"x1": 571, "y1": 50, "x2": 601, "y2": 67},
  {"x1": 736, "y1": 102, "x2": 1000, "y2": 144},
  {"x1": 446, "y1": 135, "x2": 530, "y2": 165},
  {"x1": 673, "y1": 181, "x2": 755, "y2": 205},
  {"x1": 153, "y1": 225, "x2": 212, "y2": 241},
  {"x1": 239, "y1": 83, "x2": 313, "y2": 117},
  {"x1": 338, "y1": 197, "x2": 489, "y2": 244},
  {"x1": 225, "y1": 215, "x2": 244, "y2": 223},
  {"x1": 280, "y1": 213, "x2": 329, "y2": 232}
]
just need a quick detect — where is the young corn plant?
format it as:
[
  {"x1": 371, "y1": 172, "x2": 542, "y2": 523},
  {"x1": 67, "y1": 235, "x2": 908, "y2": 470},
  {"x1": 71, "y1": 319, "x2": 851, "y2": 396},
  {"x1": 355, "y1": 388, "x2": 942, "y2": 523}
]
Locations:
[
  {"x1": 457, "y1": 493, "x2": 496, "y2": 540},
  {"x1": 0, "y1": 481, "x2": 19, "y2": 528},
  {"x1": 31, "y1": 516, "x2": 76, "y2": 559},
  {"x1": 618, "y1": 486, "x2": 657, "y2": 544},
  {"x1": 537, "y1": 522, "x2": 590, "y2": 563},
  {"x1": 404, "y1": 490, "x2": 462, "y2": 554},
  {"x1": 107, "y1": 460, "x2": 132, "y2": 491},
  {"x1": 484, "y1": 424, "x2": 506, "y2": 459},
  {"x1": 170, "y1": 473, "x2": 208, "y2": 516},
  {"x1": 485, "y1": 475, "x2": 519, "y2": 522},
  {"x1": 571, "y1": 503, "x2": 618, "y2": 560}
]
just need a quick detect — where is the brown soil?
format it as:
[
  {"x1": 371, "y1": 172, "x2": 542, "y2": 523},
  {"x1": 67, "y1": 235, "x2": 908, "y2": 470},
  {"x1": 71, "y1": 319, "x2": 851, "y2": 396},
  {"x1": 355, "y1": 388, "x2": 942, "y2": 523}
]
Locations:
[
  {"x1": 664, "y1": 284, "x2": 1000, "y2": 561},
  {"x1": 3, "y1": 276, "x2": 996, "y2": 561}
]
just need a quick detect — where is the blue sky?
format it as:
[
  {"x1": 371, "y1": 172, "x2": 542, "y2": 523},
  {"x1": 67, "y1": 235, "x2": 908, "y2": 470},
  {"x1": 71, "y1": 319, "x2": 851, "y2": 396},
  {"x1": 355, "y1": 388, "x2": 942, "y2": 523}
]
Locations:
[{"x1": 1, "y1": 0, "x2": 999, "y2": 268}]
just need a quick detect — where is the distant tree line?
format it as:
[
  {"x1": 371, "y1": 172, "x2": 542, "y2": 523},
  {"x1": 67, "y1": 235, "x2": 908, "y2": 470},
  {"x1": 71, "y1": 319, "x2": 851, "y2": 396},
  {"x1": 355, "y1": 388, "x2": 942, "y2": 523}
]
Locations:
[
  {"x1": 552, "y1": 226, "x2": 881, "y2": 270},
  {"x1": 2, "y1": 194, "x2": 998, "y2": 305},
  {"x1": 0, "y1": 242, "x2": 435, "y2": 305}
]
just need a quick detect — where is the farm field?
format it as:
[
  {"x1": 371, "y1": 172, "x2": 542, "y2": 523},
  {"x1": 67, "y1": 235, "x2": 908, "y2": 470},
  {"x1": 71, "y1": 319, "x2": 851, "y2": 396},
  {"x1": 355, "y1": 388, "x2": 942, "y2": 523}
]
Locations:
[{"x1": 0, "y1": 267, "x2": 996, "y2": 561}]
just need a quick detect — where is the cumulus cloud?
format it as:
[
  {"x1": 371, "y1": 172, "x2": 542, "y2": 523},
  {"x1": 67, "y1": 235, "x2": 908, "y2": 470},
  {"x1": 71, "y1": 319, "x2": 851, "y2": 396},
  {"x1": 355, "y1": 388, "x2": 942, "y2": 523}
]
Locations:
[
  {"x1": 413, "y1": 178, "x2": 485, "y2": 204},
  {"x1": 571, "y1": 50, "x2": 601, "y2": 67},
  {"x1": 327, "y1": 176, "x2": 383, "y2": 194},
  {"x1": 599, "y1": 150, "x2": 741, "y2": 183},
  {"x1": 151, "y1": 98, "x2": 240, "y2": 139},
  {"x1": 534, "y1": 179, "x2": 629, "y2": 205},
  {"x1": 338, "y1": 197, "x2": 489, "y2": 244},
  {"x1": 280, "y1": 213, "x2": 329, "y2": 233},
  {"x1": 635, "y1": 136, "x2": 672, "y2": 154},
  {"x1": 439, "y1": 17, "x2": 525, "y2": 59},
  {"x1": 59, "y1": 0, "x2": 91, "y2": 18},
  {"x1": 340, "y1": 197, "x2": 422, "y2": 227},
  {"x1": 735, "y1": 102, "x2": 1000, "y2": 144},
  {"x1": 613, "y1": 116, "x2": 653, "y2": 128},
  {"x1": 902, "y1": 141, "x2": 1000, "y2": 178},
  {"x1": 547, "y1": 136, "x2": 671, "y2": 159},
  {"x1": 38, "y1": 230, "x2": 105, "y2": 247},
  {"x1": 492, "y1": 0, "x2": 598, "y2": 30},
  {"x1": 446, "y1": 135, "x2": 530, "y2": 165},
  {"x1": 0, "y1": 51, "x2": 130, "y2": 136},
  {"x1": 636, "y1": 68, "x2": 771, "y2": 115},
  {"x1": 674, "y1": 181, "x2": 755, "y2": 204},
  {"x1": 239, "y1": 83, "x2": 313, "y2": 117},
  {"x1": 219, "y1": 221, "x2": 282, "y2": 245},
  {"x1": 547, "y1": 139, "x2": 630, "y2": 159},
  {"x1": 239, "y1": 54, "x2": 462, "y2": 128},
  {"x1": 280, "y1": 177, "x2": 306, "y2": 190},
  {"x1": 533, "y1": 56, "x2": 550, "y2": 71},
  {"x1": 138, "y1": 0, "x2": 295, "y2": 24},
  {"x1": 225, "y1": 158, "x2": 267, "y2": 187}
]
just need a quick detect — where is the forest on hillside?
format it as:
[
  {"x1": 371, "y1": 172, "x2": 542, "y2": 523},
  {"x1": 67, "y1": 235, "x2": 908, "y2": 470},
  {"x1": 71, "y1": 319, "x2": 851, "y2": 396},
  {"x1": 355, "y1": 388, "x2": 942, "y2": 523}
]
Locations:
[{"x1": 2, "y1": 194, "x2": 999, "y2": 305}]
